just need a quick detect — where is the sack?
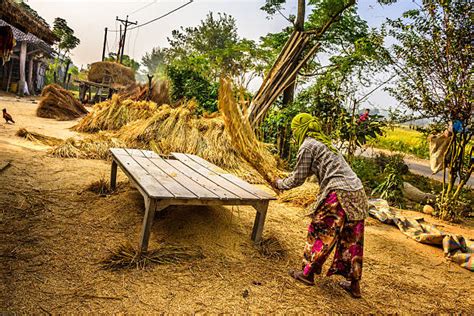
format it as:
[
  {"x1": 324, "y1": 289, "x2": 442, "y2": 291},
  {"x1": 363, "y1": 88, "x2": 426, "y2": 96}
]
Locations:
[{"x1": 428, "y1": 133, "x2": 450, "y2": 174}]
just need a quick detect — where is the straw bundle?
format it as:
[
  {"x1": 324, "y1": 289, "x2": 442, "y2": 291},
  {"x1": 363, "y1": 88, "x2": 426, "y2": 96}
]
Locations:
[
  {"x1": 48, "y1": 134, "x2": 125, "y2": 160},
  {"x1": 218, "y1": 78, "x2": 282, "y2": 188},
  {"x1": 100, "y1": 243, "x2": 204, "y2": 270},
  {"x1": 119, "y1": 100, "x2": 264, "y2": 183},
  {"x1": 74, "y1": 95, "x2": 158, "y2": 132},
  {"x1": 279, "y1": 182, "x2": 319, "y2": 208},
  {"x1": 37, "y1": 84, "x2": 88, "y2": 120},
  {"x1": 16, "y1": 128, "x2": 63, "y2": 146},
  {"x1": 88, "y1": 61, "x2": 135, "y2": 86}
]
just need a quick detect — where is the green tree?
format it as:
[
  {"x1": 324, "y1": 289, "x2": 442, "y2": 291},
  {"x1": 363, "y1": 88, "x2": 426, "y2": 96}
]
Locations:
[
  {"x1": 384, "y1": 0, "x2": 473, "y2": 220},
  {"x1": 167, "y1": 12, "x2": 263, "y2": 84},
  {"x1": 52, "y1": 18, "x2": 80, "y2": 57},
  {"x1": 51, "y1": 17, "x2": 80, "y2": 85},
  {"x1": 141, "y1": 47, "x2": 167, "y2": 78},
  {"x1": 260, "y1": 2, "x2": 390, "y2": 160}
]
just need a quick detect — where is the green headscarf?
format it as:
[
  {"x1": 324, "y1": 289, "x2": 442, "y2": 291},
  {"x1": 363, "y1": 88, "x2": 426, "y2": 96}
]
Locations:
[{"x1": 291, "y1": 113, "x2": 337, "y2": 153}]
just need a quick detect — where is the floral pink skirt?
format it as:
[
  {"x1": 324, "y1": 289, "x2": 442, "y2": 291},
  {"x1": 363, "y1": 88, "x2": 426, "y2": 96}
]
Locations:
[{"x1": 302, "y1": 192, "x2": 364, "y2": 281}]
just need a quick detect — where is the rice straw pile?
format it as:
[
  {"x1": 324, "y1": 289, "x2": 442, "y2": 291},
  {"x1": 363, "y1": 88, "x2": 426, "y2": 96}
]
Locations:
[
  {"x1": 279, "y1": 182, "x2": 319, "y2": 208},
  {"x1": 100, "y1": 243, "x2": 204, "y2": 270},
  {"x1": 48, "y1": 134, "x2": 125, "y2": 160},
  {"x1": 119, "y1": 80, "x2": 170, "y2": 105},
  {"x1": 37, "y1": 84, "x2": 88, "y2": 120},
  {"x1": 16, "y1": 128, "x2": 63, "y2": 146},
  {"x1": 218, "y1": 77, "x2": 282, "y2": 188},
  {"x1": 74, "y1": 95, "x2": 158, "y2": 132},
  {"x1": 118, "y1": 100, "x2": 265, "y2": 183},
  {"x1": 88, "y1": 61, "x2": 135, "y2": 87}
]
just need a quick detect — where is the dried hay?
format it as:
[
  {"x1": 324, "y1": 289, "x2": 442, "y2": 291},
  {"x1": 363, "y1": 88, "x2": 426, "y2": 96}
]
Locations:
[
  {"x1": 218, "y1": 78, "x2": 282, "y2": 188},
  {"x1": 257, "y1": 237, "x2": 286, "y2": 260},
  {"x1": 119, "y1": 101, "x2": 265, "y2": 183},
  {"x1": 119, "y1": 80, "x2": 170, "y2": 105},
  {"x1": 37, "y1": 84, "x2": 88, "y2": 120},
  {"x1": 74, "y1": 95, "x2": 158, "y2": 132},
  {"x1": 100, "y1": 243, "x2": 204, "y2": 270},
  {"x1": 71, "y1": 80, "x2": 283, "y2": 184},
  {"x1": 86, "y1": 178, "x2": 113, "y2": 196},
  {"x1": 16, "y1": 128, "x2": 63, "y2": 146},
  {"x1": 88, "y1": 61, "x2": 135, "y2": 87},
  {"x1": 279, "y1": 182, "x2": 319, "y2": 208},
  {"x1": 48, "y1": 134, "x2": 125, "y2": 160}
]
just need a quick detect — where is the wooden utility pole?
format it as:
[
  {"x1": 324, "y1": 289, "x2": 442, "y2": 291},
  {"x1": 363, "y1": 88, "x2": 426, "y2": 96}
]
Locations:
[
  {"x1": 116, "y1": 15, "x2": 137, "y2": 63},
  {"x1": 116, "y1": 24, "x2": 122, "y2": 62},
  {"x1": 102, "y1": 27, "x2": 108, "y2": 61}
]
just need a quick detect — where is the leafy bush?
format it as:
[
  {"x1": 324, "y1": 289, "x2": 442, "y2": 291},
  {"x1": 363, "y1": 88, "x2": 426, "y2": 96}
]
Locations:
[
  {"x1": 372, "y1": 165, "x2": 405, "y2": 207},
  {"x1": 350, "y1": 156, "x2": 380, "y2": 190},
  {"x1": 374, "y1": 153, "x2": 408, "y2": 175},
  {"x1": 166, "y1": 64, "x2": 218, "y2": 113}
]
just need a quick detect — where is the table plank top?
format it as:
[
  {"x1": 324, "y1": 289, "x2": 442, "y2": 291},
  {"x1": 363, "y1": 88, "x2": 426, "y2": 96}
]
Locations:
[{"x1": 110, "y1": 148, "x2": 276, "y2": 202}]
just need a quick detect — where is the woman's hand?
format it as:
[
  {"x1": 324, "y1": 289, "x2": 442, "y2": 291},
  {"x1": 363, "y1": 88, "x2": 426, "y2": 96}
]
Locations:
[{"x1": 272, "y1": 178, "x2": 281, "y2": 189}]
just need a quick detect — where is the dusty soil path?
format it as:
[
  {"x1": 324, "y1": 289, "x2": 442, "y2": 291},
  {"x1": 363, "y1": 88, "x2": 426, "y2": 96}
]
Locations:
[{"x1": 1, "y1": 96, "x2": 473, "y2": 313}]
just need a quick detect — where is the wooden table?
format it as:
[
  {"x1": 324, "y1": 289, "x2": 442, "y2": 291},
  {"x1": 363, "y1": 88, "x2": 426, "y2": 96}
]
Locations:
[{"x1": 109, "y1": 148, "x2": 276, "y2": 252}]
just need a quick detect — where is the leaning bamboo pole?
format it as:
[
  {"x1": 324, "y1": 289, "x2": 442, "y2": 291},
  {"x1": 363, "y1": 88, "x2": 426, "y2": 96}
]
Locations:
[{"x1": 248, "y1": 0, "x2": 356, "y2": 128}]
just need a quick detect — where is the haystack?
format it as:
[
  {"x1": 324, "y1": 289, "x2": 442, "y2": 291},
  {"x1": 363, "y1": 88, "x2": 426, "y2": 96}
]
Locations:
[
  {"x1": 119, "y1": 80, "x2": 170, "y2": 106},
  {"x1": 88, "y1": 61, "x2": 135, "y2": 87},
  {"x1": 37, "y1": 84, "x2": 88, "y2": 120},
  {"x1": 74, "y1": 95, "x2": 158, "y2": 132}
]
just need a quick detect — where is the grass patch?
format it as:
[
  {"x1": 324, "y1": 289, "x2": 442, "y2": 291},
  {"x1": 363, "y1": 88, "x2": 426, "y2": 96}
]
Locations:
[{"x1": 370, "y1": 126, "x2": 429, "y2": 159}]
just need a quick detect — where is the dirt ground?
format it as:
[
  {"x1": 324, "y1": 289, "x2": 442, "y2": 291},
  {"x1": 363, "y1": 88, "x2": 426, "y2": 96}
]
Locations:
[{"x1": 1, "y1": 95, "x2": 473, "y2": 314}]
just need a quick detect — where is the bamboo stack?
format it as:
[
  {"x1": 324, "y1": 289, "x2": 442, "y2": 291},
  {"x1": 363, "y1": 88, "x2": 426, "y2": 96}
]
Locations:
[
  {"x1": 248, "y1": 0, "x2": 356, "y2": 127},
  {"x1": 248, "y1": 31, "x2": 310, "y2": 127}
]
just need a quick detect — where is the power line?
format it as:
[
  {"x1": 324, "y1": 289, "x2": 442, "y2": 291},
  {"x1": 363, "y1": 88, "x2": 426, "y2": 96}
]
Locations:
[
  {"x1": 107, "y1": 0, "x2": 193, "y2": 32},
  {"x1": 129, "y1": 0, "x2": 158, "y2": 16},
  {"x1": 130, "y1": 0, "x2": 193, "y2": 30}
]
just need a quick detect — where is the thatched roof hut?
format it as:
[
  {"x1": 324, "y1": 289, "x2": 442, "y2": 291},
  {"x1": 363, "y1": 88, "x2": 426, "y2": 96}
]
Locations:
[
  {"x1": 0, "y1": 0, "x2": 57, "y2": 96},
  {"x1": 0, "y1": 0, "x2": 57, "y2": 44}
]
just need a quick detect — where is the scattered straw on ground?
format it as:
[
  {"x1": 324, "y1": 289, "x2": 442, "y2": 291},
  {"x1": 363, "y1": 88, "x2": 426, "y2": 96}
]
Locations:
[
  {"x1": 85, "y1": 178, "x2": 113, "y2": 196},
  {"x1": 16, "y1": 128, "x2": 63, "y2": 146},
  {"x1": 37, "y1": 84, "x2": 88, "y2": 120},
  {"x1": 257, "y1": 237, "x2": 287, "y2": 260},
  {"x1": 100, "y1": 243, "x2": 204, "y2": 270},
  {"x1": 279, "y1": 182, "x2": 319, "y2": 208}
]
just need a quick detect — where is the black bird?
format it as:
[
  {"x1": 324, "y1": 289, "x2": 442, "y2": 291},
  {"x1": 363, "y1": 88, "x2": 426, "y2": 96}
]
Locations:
[{"x1": 3, "y1": 108, "x2": 15, "y2": 124}]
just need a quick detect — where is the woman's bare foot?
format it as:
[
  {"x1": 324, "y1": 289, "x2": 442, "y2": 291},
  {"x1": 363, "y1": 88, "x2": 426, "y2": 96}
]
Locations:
[
  {"x1": 288, "y1": 270, "x2": 315, "y2": 286},
  {"x1": 339, "y1": 280, "x2": 361, "y2": 298}
]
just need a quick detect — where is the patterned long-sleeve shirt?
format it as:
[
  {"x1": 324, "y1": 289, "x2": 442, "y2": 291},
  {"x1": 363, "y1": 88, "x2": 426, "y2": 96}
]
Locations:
[{"x1": 276, "y1": 137, "x2": 368, "y2": 220}]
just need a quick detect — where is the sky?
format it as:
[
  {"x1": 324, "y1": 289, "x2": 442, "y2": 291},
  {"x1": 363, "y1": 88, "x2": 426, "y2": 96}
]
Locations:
[{"x1": 26, "y1": 0, "x2": 418, "y2": 109}]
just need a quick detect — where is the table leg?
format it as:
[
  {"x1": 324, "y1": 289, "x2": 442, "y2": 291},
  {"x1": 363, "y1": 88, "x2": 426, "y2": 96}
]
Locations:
[
  {"x1": 251, "y1": 201, "x2": 269, "y2": 243},
  {"x1": 139, "y1": 198, "x2": 167, "y2": 254},
  {"x1": 110, "y1": 160, "x2": 117, "y2": 190}
]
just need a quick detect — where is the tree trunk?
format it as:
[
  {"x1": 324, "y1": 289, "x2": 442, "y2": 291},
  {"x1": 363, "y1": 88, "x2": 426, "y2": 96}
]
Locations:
[
  {"x1": 280, "y1": 0, "x2": 305, "y2": 129},
  {"x1": 295, "y1": 0, "x2": 306, "y2": 31},
  {"x1": 63, "y1": 59, "x2": 71, "y2": 85}
]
